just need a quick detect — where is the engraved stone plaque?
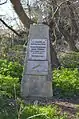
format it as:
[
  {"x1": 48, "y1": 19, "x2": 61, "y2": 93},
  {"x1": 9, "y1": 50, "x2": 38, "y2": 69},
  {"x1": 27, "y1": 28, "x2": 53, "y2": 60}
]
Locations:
[
  {"x1": 28, "y1": 39, "x2": 47, "y2": 60},
  {"x1": 27, "y1": 61, "x2": 48, "y2": 75}
]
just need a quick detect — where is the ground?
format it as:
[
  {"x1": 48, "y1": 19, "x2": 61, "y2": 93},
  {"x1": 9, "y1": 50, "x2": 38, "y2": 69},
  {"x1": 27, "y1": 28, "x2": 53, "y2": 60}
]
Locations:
[{"x1": 51, "y1": 98, "x2": 79, "y2": 119}]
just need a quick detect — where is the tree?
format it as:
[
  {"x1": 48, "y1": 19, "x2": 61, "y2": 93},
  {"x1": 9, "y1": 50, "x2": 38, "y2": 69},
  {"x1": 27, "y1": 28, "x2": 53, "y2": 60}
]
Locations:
[
  {"x1": 58, "y1": 1, "x2": 79, "y2": 51},
  {"x1": 2, "y1": 0, "x2": 79, "y2": 68},
  {"x1": 10, "y1": 0, "x2": 33, "y2": 28},
  {"x1": 0, "y1": 0, "x2": 7, "y2": 5}
]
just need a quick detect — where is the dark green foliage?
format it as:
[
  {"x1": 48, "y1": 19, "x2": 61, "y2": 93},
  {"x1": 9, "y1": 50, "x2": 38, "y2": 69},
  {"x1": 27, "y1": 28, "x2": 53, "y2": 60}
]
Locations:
[
  {"x1": 0, "y1": 96, "x2": 17, "y2": 119},
  {"x1": 53, "y1": 68, "x2": 79, "y2": 97}
]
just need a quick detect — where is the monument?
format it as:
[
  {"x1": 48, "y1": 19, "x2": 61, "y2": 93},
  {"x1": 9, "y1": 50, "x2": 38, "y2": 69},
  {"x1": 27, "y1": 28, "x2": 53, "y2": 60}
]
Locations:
[{"x1": 21, "y1": 10, "x2": 53, "y2": 100}]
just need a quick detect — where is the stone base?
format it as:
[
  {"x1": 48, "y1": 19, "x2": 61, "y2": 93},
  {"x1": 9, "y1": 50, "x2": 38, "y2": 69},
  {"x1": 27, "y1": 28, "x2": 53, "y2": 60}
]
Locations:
[
  {"x1": 22, "y1": 96, "x2": 53, "y2": 104},
  {"x1": 21, "y1": 75, "x2": 53, "y2": 98}
]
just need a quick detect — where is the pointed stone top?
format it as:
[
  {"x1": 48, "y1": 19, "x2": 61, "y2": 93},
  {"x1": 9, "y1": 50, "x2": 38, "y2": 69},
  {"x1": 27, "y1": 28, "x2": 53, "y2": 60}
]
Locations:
[{"x1": 37, "y1": 9, "x2": 43, "y2": 24}]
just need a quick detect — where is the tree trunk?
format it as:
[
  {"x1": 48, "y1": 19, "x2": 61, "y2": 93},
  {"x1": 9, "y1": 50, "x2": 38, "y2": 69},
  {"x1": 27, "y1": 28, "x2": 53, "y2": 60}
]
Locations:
[
  {"x1": 10, "y1": 0, "x2": 61, "y2": 69},
  {"x1": 10, "y1": 0, "x2": 33, "y2": 28},
  {"x1": 50, "y1": 42, "x2": 60, "y2": 69},
  {"x1": 51, "y1": 0, "x2": 79, "y2": 52},
  {"x1": 67, "y1": 1, "x2": 79, "y2": 33},
  {"x1": 59, "y1": 20, "x2": 78, "y2": 51},
  {"x1": 47, "y1": 0, "x2": 60, "y2": 69}
]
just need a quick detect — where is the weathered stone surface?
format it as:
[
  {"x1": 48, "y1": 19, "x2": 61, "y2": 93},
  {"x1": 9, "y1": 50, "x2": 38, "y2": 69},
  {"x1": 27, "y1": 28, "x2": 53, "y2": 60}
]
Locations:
[
  {"x1": 26, "y1": 61, "x2": 48, "y2": 75},
  {"x1": 21, "y1": 75, "x2": 53, "y2": 97},
  {"x1": 21, "y1": 24, "x2": 53, "y2": 98}
]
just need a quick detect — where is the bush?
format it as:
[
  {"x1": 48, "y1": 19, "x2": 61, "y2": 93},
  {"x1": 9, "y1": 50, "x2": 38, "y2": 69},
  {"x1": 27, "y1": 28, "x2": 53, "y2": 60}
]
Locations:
[
  {"x1": 0, "y1": 74, "x2": 20, "y2": 97},
  {"x1": 53, "y1": 68, "x2": 79, "y2": 97},
  {"x1": 0, "y1": 60, "x2": 21, "y2": 118},
  {"x1": 0, "y1": 59, "x2": 23, "y2": 79},
  {"x1": 0, "y1": 60, "x2": 23, "y2": 97}
]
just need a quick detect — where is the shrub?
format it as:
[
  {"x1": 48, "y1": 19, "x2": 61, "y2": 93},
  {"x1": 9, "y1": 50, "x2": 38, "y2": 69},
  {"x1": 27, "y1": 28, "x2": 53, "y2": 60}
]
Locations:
[
  {"x1": 53, "y1": 68, "x2": 79, "y2": 97},
  {"x1": 0, "y1": 59, "x2": 23, "y2": 79},
  {"x1": 0, "y1": 74, "x2": 20, "y2": 97}
]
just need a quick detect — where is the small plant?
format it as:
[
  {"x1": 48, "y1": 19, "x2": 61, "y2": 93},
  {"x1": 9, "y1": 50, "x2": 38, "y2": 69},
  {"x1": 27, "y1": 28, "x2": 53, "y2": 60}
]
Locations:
[
  {"x1": 0, "y1": 97, "x2": 68, "y2": 119},
  {"x1": 53, "y1": 68, "x2": 79, "y2": 97},
  {"x1": 18, "y1": 103, "x2": 68, "y2": 119},
  {"x1": 0, "y1": 59, "x2": 23, "y2": 79},
  {"x1": 0, "y1": 74, "x2": 20, "y2": 97}
]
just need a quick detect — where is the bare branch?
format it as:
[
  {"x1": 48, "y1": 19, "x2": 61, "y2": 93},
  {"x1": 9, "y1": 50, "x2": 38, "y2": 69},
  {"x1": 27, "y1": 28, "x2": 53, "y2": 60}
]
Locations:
[
  {"x1": 0, "y1": 18, "x2": 22, "y2": 37},
  {"x1": 67, "y1": 1, "x2": 79, "y2": 33},
  {"x1": 52, "y1": 0, "x2": 69, "y2": 18},
  {"x1": 0, "y1": 0, "x2": 7, "y2": 5}
]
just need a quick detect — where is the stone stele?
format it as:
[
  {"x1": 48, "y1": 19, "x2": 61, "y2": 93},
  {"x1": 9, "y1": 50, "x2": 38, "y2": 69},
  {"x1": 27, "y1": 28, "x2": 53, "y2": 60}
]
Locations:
[{"x1": 21, "y1": 24, "x2": 53, "y2": 99}]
